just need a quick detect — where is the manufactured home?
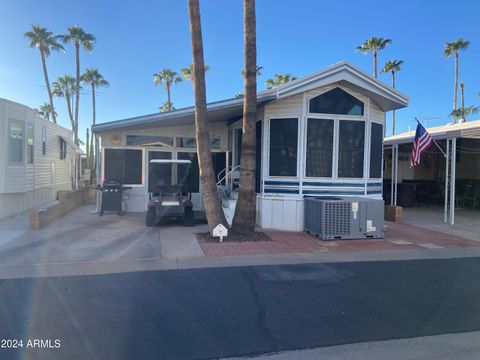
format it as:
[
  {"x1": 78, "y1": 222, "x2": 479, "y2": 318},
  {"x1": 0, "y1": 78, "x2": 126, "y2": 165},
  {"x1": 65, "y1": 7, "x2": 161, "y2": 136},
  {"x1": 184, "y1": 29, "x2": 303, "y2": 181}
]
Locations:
[
  {"x1": 0, "y1": 98, "x2": 82, "y2": 219},
  {"x1": 92, "y1": 62, "x2": 408, "y2": 231}
]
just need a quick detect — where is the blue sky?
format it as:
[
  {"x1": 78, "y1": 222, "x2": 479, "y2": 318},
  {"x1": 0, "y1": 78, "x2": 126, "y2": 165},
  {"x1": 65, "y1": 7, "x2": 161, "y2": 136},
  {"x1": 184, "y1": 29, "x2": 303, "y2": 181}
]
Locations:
[{"x1": 0, "y1": 0, "x2": 479, "y2": 144}]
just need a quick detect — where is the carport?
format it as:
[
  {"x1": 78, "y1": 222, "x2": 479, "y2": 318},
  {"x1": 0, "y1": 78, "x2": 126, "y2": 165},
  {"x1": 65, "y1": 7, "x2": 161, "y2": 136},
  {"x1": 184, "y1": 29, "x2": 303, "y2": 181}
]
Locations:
[{"x1": 384, "y1": 120, "x2": 480, "y2": 226}]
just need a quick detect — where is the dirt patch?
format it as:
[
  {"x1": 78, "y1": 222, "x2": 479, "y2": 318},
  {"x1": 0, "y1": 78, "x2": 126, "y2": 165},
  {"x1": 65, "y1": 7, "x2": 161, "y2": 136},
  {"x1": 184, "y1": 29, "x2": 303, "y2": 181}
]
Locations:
[{"x1": 195, "y1": 230, "x2": 272, "y2": 243}]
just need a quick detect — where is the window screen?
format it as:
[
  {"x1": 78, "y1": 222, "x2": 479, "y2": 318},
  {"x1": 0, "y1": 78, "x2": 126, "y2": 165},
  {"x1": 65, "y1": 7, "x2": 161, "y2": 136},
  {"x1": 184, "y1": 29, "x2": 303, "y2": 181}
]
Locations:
[
  {"x1": 9, "y1": 121, "x2": 23, "y2": 163},
  {"x1": 369, "y1": 123, "x2": 383, "y2": 178},
  {"x1": 338, "y1": 120, "x2": 365, "y2": 178},
  {"x1": 42, "y1": 126, "x2": 47, "y2": 155},
  {"x1": 59, "y1": 138, "x2": 67, "y2": 160},
  {"x1": 309, "y1": 87, "x2": 364, "y2": 115},
  {"x1": 178, "y1": 152, "x2": 199, "y2": 193},
  {"x1": 148, "y1": 151, "x2": 172, "y2": 192},
  {"x1": 104, "y1": 149, "x2": 142, "y2": 185},
  {"x1": 306, "y1": 118, "x2": 334, "y2": 177},
  {"x1": 269, "y1": 118, "x2": 298, "y2": 176}
]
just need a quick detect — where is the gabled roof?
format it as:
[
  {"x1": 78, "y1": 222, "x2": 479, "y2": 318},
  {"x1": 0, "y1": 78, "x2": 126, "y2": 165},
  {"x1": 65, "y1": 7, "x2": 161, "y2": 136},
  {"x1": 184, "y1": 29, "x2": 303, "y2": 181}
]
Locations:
[
  {"x1": 384, "y1": 119, "x2": 480, "y2": 145},
  {"x1": 92, "y1": 61, "x2": 409, "y2": 134}
]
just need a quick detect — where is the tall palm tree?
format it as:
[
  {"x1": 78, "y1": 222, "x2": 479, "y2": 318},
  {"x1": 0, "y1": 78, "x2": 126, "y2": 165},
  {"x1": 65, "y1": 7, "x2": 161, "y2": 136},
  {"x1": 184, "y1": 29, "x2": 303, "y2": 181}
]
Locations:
[
  {"x1": 38, "y1": 103, "x2": 57, "y2": 122},
  {"x1": 460, "y1": 82, "x2": 465, "y2": 123},
  {"x1": 52, "y1": 75, "x2": 77, "y2": 143},
  {"x1": 181, "y1": 64, "x2": 210, "y2": 81},
  {"x1": 188, "y1": 0, "x2": 228, "y2": 232},
  {"x1": 444, "y1": 38, "x2": 470, "y2": 124},
  {"x1": 356, "y1": 37, "x2": 392, "y2": 78},
  {"x1": 153, "y1": 69, "x2": 183, "y2": 111},
  {"x1": 381, "y1": 60, "x2": 404, "y2": 135},
  {"x1": 232, "y1": 0, "x2": 257, "y2": 233},
  {"x1": 81, "y1": 68, "x2": 109, "y2": 169},
  {"x1": 265, "y1": 73, "x2": 297, "y2": 89},
  {"x1": 60, "y1": 26, "x2": 96, "y2": 145},
  {"x1": 25, "y1": 25, "x2": 64, "y2": 124},
  {"x1": 159, "y1": 101, "x2": 175, "y2": 112}
]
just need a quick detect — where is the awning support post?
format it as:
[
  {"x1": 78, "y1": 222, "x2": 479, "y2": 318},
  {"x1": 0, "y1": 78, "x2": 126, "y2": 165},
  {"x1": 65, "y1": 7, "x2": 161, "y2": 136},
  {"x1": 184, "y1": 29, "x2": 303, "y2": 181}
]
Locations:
[
  {"x1": 390, "y1": 144, "x2": 398, "y2": 206},
  {"x1": 444, "y1": 138, "x2": 456, "y2": 225},
  {"x1": 95, "y1": 135, "x2": 101, "y2": 213}
]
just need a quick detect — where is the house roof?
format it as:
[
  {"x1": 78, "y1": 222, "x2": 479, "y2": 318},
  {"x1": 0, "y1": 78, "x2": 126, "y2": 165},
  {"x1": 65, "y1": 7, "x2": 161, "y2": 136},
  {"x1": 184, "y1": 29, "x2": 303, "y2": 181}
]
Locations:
[
  {"x1": 384, "y1": 119, "x2": 480, "y2": 145},
  {"x1": 92, "y1": 61, "x2": 409, "y2": 134}
]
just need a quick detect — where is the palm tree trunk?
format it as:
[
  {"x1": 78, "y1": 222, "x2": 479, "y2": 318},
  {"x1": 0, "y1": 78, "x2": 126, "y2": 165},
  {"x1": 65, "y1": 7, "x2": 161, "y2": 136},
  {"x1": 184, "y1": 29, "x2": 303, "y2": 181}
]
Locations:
[
  {"x1": 188, "y1": 0, "x2": 228, "y2": 232},
  {"x1": 167, "y1": 84, "x2": 172, "y2": 111},
  {"x1": 460, "y1": 83, "x2": 465, "y2": 123},
  {"x1": 373, "y1": 50, "x2": 377, "y2": 78},
  {"x1": 453, "y1": 52, "x2": 458, "y2": 124},
  {"x1": 90, "y1": 83, "x2": 96, "y2": 170},
  {"x1": 74, "y1": 42, "x2": 80, "y2": 145},
  {"x1": 40, "y1": 49, "x2": 56, "y2": 124},
  {"x1": 232, "y1": 0, "x2": 257, "y2": 233},
  {"x1": 391, "y1": 70, "x2": 395, "y2": 135},
  {"x1": 66, "y1": 94, "x2": 76, "y2": 143}
]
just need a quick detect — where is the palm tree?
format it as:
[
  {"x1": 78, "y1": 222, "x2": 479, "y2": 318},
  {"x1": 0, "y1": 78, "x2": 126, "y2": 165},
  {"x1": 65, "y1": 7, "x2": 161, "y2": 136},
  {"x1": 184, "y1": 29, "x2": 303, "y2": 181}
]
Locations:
[
  {"x1": 450, "y1": 106, "x2": 478, "y2": 121},
  {"x1": 232, "y1": 0, "x2": 257, "y2": 233},
  {"x1": 38, "y1": 103, "x2": 57, "y2": 122},
  {"x1": 82, "y1": 68, "x2": 109, "y2": 169},
  {"x1": 25, "y1": 25, "x2": 64, "y2": 124},
  {"x1": 265, "y1": 73, "x2": 297, "y2": 89},
  {"x1": 188, "y1": 0, "x2": 228, "y2": 232},
  {"x1": 153, "y1": 69, "x2": 183, "y2": 111},
  {"x1": 60, "y1": 26, "x2": 96, "y2": 145},
  {"x1": 444, "y1": 38, "x2": 470, "y2": 124},
  {"x1": 52, "y1": 75, "x2": 77, "y2": 143},
  {"x1": 181, "y1": 64, "x2": 210, "y2": 81},
  {"x1": 159, "y1": 101, "x2": 175, "y2": 112},
  {"x1": 356, "y1": 37, "x2": 392, "y2": 78},
  {"x1": 381, "y1": 60, "x2": 404, "y2": 135}
]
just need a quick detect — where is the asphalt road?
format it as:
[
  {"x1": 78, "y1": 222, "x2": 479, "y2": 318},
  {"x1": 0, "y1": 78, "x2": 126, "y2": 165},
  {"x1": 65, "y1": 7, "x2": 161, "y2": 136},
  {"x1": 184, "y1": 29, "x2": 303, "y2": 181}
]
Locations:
[{"x1": 1, "y1": 258, "x2": 480, "y2": 360}]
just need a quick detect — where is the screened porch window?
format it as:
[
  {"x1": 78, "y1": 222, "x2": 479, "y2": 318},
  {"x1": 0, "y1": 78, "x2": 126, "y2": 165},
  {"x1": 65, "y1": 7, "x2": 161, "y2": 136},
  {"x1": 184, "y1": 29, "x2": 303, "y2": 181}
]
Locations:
[
  {"x1": 9, "y1": 121, "x2": 23, "y2": 163},
  {"x1": 269, "y1": 118, "x2": 298, "y2": 176},
  {"x1": 178, "y1": 152, "x2": 200, "y2": 193},
  {"x1": 104, "y1": 149, "x2": 142, "y2": 185},
  {"x1": 306, "y1": 118, "x2": 334, "y2": 177},
  {"x1": 369, "y1": 123, "x2": 383, "y2": 178},
  {"x1": 338, "y1": 120, "x2": 365, "y2": 178},
  {"x1": 309, "y1": 87, "x2": 364, "y2": 115},
  {"x1": 148, "y1": 151, "x2": 172, "y2": 192}
]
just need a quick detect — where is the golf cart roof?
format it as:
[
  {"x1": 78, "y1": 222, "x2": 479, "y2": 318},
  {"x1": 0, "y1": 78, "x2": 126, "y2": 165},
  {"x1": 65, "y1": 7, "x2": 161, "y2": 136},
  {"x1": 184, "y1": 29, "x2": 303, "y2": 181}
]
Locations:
[{"x1": 149, "y1": 159, "x2": 192, "y2": 164}]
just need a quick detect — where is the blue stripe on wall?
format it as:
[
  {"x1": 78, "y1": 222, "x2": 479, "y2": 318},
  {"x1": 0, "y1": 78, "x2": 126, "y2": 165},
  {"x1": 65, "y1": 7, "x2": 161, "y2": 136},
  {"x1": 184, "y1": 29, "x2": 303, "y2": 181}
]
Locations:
[
  {"x1": 265, "y1": 180, "x2": 300, "y2": 186},
  {"x1": 303, "y1": 190, "x2": 365, "y2": 195},
  {"x1": 302, "y1": 181, "x2": 365, "y2": 187},
  {"x1": 264, "y1": 188, "x2": 300, "y2": 194}
]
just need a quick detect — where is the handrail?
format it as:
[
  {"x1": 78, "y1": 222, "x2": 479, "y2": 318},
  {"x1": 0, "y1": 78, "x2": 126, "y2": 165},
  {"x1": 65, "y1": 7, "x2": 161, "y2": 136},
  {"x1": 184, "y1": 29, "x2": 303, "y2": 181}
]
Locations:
[{"x1": 216, "y1": 165, "x2": 240, "y2": 188}]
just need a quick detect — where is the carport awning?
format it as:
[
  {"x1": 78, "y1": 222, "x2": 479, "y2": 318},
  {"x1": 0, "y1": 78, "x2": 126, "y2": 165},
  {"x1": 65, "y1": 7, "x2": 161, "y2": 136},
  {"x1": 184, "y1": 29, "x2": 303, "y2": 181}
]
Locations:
[
  {"x1": 384, "y1": 119, "x2": 480, "y2": 146},
  {"x1": 60, "y1": 136, "x2": 84, "y2": 154}
]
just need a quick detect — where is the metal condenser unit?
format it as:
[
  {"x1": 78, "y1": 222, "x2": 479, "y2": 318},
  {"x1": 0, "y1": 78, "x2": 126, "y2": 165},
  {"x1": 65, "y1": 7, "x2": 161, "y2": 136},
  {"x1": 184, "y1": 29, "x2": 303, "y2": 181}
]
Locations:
[{"x1": 304, "y1": 196, "x2": 384, "y2": 240}]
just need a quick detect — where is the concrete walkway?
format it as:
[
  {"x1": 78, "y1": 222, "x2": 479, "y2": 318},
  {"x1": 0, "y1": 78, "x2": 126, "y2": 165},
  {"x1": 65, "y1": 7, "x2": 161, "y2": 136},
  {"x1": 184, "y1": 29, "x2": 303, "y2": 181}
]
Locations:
[
  {"x1": 0, "y1": 211, "x2": 29, "y2": 247},
  {"x1": 403, "y1": 206, "x2": 480, "y2": 241}
]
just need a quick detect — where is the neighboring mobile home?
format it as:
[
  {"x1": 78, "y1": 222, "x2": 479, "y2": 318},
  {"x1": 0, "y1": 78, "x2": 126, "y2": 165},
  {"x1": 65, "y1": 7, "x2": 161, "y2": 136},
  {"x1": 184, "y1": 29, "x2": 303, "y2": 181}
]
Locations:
[
  {"x1": 0, "y1": 98, "x2": 82, "y2": 219},
  {"x1": 92, "y1": 62, "x2": 408, "y2": 231}
]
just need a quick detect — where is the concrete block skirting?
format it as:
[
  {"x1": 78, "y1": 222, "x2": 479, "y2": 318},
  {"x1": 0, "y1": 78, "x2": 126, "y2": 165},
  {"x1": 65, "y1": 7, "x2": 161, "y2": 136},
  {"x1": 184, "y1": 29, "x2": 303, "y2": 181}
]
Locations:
[
  {"x1": 29, "y1": 187, "x2": 96, "y2": 230},
  {"x1": 385, "y1": 205, "x2": 403, "y2": 222}
]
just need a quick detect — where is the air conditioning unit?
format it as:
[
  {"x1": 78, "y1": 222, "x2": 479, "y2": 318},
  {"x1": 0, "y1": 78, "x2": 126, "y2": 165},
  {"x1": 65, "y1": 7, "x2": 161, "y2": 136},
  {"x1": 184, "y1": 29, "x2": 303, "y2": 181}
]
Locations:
[{"x1": 304, "y1": 196, "x2": 384, "y2": 240}]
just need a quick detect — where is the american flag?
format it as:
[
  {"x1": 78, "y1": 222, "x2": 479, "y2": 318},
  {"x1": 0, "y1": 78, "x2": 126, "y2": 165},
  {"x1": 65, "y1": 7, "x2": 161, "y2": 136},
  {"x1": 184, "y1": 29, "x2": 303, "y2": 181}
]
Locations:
[{"x1": 411, "y1": 121, "x2": 433, "y2": 166}]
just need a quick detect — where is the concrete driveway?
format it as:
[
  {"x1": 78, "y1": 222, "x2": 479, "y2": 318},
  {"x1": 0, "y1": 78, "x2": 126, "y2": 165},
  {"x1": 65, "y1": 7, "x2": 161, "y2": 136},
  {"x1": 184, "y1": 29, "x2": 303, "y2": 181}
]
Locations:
[{"x1": 0, "y1": 205, "x2": 205, "y2": 267}]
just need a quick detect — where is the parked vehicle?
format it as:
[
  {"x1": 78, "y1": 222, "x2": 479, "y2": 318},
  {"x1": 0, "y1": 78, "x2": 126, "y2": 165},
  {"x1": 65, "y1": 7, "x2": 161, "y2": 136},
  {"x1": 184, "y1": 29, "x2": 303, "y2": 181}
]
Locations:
[{"x1": 146, "y1": 159, "x2": 194, "y2": 227}]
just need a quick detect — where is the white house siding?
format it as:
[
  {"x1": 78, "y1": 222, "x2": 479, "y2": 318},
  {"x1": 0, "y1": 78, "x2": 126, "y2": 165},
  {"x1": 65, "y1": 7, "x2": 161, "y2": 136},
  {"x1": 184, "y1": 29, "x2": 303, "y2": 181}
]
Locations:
[
  {"x1": 0, "y1": 98, "x2": 74, "y2": 219},
  {"x1": 98, "y1": 122, "x2": 230, "y2": 212},
  {"x1": 257, "y1": 83, "x2": 386, "y2": 231}
]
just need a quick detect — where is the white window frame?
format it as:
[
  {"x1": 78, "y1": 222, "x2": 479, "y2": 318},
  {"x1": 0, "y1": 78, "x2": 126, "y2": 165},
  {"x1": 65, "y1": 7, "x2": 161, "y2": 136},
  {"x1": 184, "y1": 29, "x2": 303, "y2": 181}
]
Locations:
[
  {"x1": 303, "y1": 87, "x2": 367, "y2": 181},
  {"x1": 266, "y1": 117, "x2": 301, "y2": 179},
  {"x1": 8, "y1": 119, "x2": 25, "y2": 165}
]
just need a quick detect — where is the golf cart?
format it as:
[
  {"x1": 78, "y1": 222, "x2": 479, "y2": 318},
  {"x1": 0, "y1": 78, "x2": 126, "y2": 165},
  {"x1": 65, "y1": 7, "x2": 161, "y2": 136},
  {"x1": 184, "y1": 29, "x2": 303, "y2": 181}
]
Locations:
[{"x1": 146, "y1": 159, "x2": 194, "y2": 227}]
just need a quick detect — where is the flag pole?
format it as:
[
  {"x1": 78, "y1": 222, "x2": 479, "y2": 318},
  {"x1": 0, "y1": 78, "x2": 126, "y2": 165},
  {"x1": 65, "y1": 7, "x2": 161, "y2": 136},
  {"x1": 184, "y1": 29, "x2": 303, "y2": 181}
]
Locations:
[{"x1": 415, "y1": 117, "x2": 448, "y2": 159}]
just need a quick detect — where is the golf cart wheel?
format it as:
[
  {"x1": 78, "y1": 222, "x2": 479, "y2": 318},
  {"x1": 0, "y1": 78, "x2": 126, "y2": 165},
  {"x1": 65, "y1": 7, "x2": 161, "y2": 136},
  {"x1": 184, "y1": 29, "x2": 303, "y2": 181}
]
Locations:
[{"x1": 146, "y1": 208, "x2": 156, "y2": 227}]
